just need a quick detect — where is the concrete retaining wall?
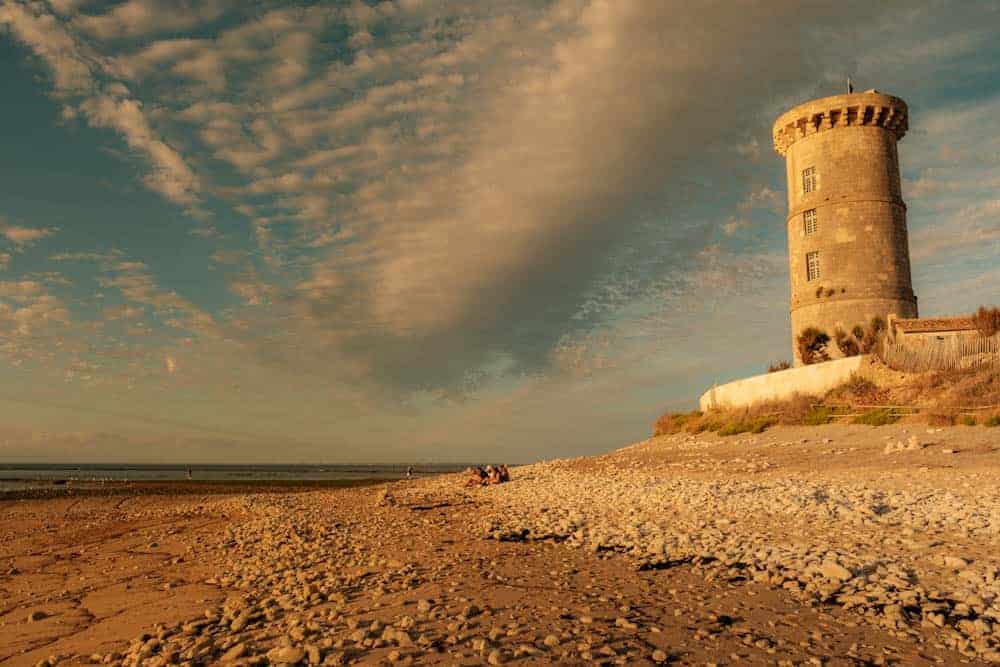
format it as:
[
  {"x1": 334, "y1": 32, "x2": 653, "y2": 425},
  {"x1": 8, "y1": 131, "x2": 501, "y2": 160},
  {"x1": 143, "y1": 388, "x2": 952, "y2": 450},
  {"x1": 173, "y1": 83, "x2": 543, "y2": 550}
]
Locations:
[{"x1": 699, "y1": 355, "x2": 870, "y2": 411}]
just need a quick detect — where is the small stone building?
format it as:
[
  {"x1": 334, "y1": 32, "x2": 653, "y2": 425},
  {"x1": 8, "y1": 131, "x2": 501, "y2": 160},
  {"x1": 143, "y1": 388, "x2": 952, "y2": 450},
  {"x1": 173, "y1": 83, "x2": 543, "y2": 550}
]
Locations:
[{"x1": 888, "y1": 315, "x2": 980, "y2": 343}]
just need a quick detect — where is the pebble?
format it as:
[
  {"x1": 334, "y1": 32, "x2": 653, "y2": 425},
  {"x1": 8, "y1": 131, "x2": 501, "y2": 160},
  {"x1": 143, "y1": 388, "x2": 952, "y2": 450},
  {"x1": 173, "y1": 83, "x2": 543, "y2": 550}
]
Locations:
[
  {"x1": 820, "y1": 561, "x2": 852, "y2": 583},
  {"x1": 266, "y1": 646, "x2": 306, "y2": 664},
  {"x1": 219, "y1": 643, "x2": 247, "y2": 662},
  {"x1": 478, "y1": 429, "x2": 1000, "y2": 662},
  {"x1": 61, "y1": 426, "x2": 1000, "y2": 666}
]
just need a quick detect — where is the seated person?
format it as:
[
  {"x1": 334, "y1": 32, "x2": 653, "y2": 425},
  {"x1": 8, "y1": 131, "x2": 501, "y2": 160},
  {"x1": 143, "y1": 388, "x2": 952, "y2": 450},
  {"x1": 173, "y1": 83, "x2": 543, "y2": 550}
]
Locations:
[
  {"x1": 486, "y1": 465, "x2": 501, "y2": 485},
  {"x1": 465, "y1": 466, "x2": 487, "y2": 487}
]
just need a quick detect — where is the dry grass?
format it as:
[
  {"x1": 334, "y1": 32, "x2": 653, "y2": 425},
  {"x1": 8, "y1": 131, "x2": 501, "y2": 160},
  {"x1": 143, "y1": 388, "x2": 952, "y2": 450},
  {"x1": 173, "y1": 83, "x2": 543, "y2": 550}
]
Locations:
[
  {"x1": 862, "y1": 365, "x2": 998, "y2": 423},
  {"x1": 652, "y1": 411, "x2": 701, "y2": 436},
  {"x1": 717, "y1": 416, "x2": 777, "y2": 436},
  {"x1": 797, "y1": 327, "x2": 830, "y2": 365},
  {"x1": 767, "y1": 360, "x2": 791, "y2": 373},
  {"x1": 892, "y1": 366, "x2": 999, "y2": 408},
  {"x1": 652, "y1": 394, "x2": 821, "y2": 437},
  {"x1": 834, "y1": 328, "x2": 861, "y2": 357},
  {"x1": 653, "y1": 363, "x2": 1000, "y2": 437},
  {"x1": 926, "y1": 413, "x2": 956, "y2": 427},
  {"x1": 974, "y1": 306, "x2": 1000, "y2": 338},
  {"x1": 852, "y1": 408, "x2": 900, "y2": 426},
  {"x1": 803, "y1": 406, "x2": 835, "y2": 425},
  {"x1": 825, "y1": 373, "x2": 888, "y2": 405}
]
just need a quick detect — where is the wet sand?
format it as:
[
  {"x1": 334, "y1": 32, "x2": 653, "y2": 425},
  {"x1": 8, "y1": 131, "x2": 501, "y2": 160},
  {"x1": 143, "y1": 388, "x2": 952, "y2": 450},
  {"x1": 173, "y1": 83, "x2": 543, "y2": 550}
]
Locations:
[{"x1": 0, "y1": 479, "x2": 390, "y2": 501}]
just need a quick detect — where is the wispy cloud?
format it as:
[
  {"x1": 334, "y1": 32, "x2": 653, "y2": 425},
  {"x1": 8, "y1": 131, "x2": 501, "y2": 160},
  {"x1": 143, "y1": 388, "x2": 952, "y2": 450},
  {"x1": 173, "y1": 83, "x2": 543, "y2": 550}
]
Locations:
[
  {"x1": 11, "y1": 0, "x2": 990, "y2": 393},
  {"x1": 1, "y1": 2, "x2": 201, "y2": 206},
  {"x1": 73, "y1": 0, "x2": 232, "y2": 41},
  {"x1": 77, "y1": 90, "x2": 200, "y2": 204},
  {"x1": 0, "y1": 2, "x2": 96, "y2": 93},
  {"x1": 1, "y1": 221, "x2": 57, "y2": 248},
  {"x1": 912, "y1": 199, "x2": 1000, "y2": 261}
]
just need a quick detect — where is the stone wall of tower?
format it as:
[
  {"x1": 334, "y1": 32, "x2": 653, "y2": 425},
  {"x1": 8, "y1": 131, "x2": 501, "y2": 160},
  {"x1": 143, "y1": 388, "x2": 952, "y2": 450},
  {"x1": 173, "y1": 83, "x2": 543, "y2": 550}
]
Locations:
[{"x1": 773, "y1": 91, "x2": 918, "y2": 366}]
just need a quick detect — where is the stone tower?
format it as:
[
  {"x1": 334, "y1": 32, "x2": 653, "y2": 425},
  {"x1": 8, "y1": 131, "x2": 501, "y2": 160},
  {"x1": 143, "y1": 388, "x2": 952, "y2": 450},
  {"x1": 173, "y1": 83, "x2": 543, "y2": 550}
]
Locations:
[{"x1": 772, "y1": 90, "x2": 918, "y2": 365}]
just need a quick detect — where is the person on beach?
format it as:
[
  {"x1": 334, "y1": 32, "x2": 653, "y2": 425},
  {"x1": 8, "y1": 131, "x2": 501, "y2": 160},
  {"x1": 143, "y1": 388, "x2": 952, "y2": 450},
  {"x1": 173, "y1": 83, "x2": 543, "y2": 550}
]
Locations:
[
  {"x1": 464, "y1": 466, "x2": 487, "y2": 487},
  {"x1": 464, "y1": 465, "x2": 510, "y2": 487}
]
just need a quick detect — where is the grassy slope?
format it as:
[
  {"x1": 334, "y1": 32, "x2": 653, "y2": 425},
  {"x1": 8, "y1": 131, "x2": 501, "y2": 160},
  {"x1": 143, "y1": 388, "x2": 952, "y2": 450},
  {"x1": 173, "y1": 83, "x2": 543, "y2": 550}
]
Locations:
[{"x1": 655, "y1": 363, "x2": 1000, "y2": 437}]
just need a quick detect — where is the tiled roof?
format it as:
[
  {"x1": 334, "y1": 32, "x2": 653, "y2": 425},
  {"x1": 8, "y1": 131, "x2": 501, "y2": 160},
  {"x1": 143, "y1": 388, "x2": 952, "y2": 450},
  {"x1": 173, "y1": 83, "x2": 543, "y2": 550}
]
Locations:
[{"x1": 893, "y1": 317, "x2": 976, "y2": 333}]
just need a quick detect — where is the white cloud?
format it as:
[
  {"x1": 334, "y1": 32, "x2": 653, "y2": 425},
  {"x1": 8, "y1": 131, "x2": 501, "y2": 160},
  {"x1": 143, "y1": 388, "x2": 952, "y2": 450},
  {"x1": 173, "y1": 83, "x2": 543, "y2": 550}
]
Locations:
[
  {"x1": 902, "y1": 94, "x2": 1000, "y2": 266},
  {"x1": 210, "y1": 249, "x2": 244, "y2": 265},
  {"x1": 78, "y1": 92, "x2": 199, "y2": 204},
  {"x1": 295, "y1": 1, "x2": 818, "y2": 343},
  {"x1": 0, "y1": 2, "x2": 96, "y2": 94},
  {"x1": 103, "y1": 303, "x2": 145, "y2": 320},
  {"x1": 0, "y1": 280, "x2": 70, "y2": 336},
  {"x1": 3, "y1": 3, "x2": 203, "y2": 208},
  {"x1": 50, "y1": 249, "x2": 124, "y2": 264},
  {"x1": 2, "y1": 223, "x2": 57, "y2": 247},
  {"x1": 74, "y1": 0, "x2": 231, "y2": 40},
  {"x1": 912, "y1": 199, "x2": 1000, "y2": 261},
  {"x1": 4, "y1": 0, "x2": 998, "y2": 411},
  {"x1": 722, "y1": 217, "x2": 749, "y2": 236},
  {"x1": 36, "y1": 0, "x2": 895, "y2": 393},
  {"x1": 47, "y1": 0, "x2": 89, "y2": 16},
  {"x1": 0, "y1": 279, "x2": 45, "y2": 299}
]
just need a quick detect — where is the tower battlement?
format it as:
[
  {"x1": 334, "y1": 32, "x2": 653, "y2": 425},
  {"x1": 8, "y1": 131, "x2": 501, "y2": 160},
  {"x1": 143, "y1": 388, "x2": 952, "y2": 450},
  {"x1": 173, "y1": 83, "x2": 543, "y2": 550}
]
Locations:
[{"x1": 773, "y1": 91, "x2": 908, "y2": 156}]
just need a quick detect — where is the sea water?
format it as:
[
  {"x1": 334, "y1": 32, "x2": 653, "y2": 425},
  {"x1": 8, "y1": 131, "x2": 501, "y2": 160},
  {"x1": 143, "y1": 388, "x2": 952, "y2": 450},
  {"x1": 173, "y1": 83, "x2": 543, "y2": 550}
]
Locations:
[{"x1": 0, "y1": 463, "x2": 467, "y2": 493}]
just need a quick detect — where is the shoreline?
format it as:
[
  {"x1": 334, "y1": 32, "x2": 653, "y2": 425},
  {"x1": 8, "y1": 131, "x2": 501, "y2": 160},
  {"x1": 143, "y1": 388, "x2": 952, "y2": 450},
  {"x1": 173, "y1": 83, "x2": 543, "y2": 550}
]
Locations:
[
  {"x1": 2, "y1": 423, "x2": 998, "y2": 665},
  {"x1": 0, "y1": 478, "x2": 393, "y2": 502}
]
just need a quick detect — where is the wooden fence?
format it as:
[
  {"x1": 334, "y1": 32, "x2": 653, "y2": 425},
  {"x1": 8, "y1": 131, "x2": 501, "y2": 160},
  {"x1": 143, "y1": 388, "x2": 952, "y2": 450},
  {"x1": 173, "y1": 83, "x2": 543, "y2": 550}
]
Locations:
[{"x1": 877, "y1": 333, "x2": 1000, "y2": 372}]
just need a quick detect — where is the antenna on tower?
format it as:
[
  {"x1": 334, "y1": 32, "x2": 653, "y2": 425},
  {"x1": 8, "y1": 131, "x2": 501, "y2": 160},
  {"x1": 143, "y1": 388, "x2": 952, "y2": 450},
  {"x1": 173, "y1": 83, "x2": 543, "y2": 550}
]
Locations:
[{"x1": 847, "y1": 77, "x2": 854, "y2": 94}]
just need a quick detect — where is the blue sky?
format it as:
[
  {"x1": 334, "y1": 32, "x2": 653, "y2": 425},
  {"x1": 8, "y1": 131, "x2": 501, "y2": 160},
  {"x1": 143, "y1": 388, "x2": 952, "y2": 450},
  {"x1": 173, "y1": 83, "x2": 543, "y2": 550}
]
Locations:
[{"x1": 0, "y1": 0, "x2": 997, "y2": 463}]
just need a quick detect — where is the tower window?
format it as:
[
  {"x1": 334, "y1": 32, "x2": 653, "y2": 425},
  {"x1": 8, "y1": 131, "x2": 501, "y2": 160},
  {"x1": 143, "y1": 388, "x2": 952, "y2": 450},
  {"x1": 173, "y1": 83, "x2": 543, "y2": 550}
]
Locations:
[
  {"x1": 803, "y1": 209, "x2": 818, "y2": 235},
  {"x1": 806, "y1": 251, "x2": 820, "y2": 281},
  {"x1": 802, "y1": 166, "x2": 817, "y2": 193}
]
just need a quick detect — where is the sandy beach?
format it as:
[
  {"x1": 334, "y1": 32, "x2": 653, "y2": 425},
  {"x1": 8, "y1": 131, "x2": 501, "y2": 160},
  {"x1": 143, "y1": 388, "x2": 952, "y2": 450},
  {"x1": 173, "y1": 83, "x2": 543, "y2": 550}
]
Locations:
[{"x1": 2, "y1": 423, "x2": 999, "y2": 666}]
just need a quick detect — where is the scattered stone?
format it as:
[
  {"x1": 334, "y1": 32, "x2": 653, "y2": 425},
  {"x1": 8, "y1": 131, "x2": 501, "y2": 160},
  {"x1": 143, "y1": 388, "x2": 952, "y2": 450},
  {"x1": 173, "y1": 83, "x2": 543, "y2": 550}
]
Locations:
[
  {"x1": 219, "y1": 643, "x2": 247, "y2": 662},
  {"x1": 41, "y1": 423, "x2": 999, "y2": 667},
  {"x1": 820, "y1": 561, "x2": 852, "y2": 583},
  {"x1": 266, "y1": 646, "x2": 306, "y2": 664}
]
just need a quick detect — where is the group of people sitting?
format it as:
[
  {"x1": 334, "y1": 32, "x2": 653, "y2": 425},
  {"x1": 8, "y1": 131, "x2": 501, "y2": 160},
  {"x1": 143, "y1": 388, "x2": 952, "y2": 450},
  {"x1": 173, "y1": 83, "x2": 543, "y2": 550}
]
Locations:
[{"x1": 464, "y1": 464, "x2": 511, "y2": 487}]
